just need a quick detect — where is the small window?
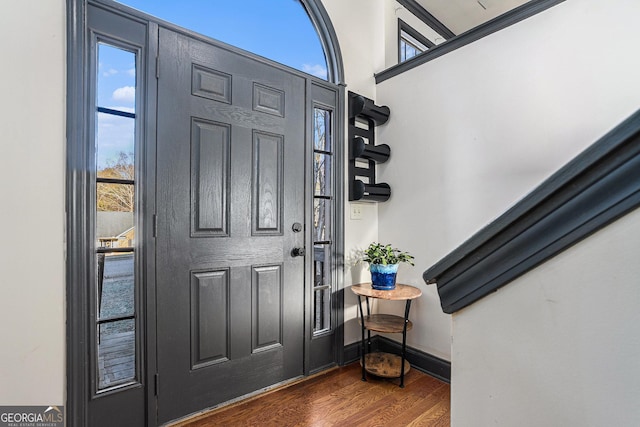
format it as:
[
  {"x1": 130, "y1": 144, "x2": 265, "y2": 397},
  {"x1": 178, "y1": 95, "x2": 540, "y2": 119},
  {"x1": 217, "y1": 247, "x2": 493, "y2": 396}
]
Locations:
[{"x1": 398, "y1": 19, "x2": 435, "y2": 63}]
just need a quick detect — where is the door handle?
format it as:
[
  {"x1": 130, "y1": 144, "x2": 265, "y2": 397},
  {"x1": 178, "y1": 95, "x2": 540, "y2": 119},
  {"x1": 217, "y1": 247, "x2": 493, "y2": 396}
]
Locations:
[{"x1": 291, "y1": 247, "x2": 306, "y2": 257}]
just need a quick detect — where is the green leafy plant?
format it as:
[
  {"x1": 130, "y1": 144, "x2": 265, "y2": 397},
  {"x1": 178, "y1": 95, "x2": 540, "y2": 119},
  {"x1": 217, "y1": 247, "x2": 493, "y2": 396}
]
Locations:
[{"x1": 363, "y1": 242, "x2": 414, "y2": 266}]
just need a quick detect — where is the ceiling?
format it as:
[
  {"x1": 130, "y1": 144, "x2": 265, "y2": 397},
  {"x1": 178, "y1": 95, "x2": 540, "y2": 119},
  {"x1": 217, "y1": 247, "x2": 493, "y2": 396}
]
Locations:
[{"x1": 415, "y1": 0, "x2": 530, "y2": 35}]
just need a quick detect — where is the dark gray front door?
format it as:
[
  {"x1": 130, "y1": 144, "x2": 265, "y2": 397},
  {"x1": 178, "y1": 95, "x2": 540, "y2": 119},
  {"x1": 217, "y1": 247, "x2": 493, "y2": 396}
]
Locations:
[{"x1": 155, "y1": 27, "x2": 306, "y2": 423}]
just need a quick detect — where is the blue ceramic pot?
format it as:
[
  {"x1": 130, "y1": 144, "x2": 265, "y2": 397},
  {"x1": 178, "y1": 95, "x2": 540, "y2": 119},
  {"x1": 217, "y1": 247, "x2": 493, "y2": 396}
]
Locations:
[{"x1": 369, "y1": 263, "x2": 399, "y2": 290}]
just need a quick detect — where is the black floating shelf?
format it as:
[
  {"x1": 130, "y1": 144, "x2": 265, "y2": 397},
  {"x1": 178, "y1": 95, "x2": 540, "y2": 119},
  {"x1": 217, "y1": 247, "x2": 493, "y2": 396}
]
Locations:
[
  {"x1": 351, "y1": 137, "x2": 390, "y2": 163},
  {"x1": 349, "y1": 94, "x2": 390, "y2": 125}
]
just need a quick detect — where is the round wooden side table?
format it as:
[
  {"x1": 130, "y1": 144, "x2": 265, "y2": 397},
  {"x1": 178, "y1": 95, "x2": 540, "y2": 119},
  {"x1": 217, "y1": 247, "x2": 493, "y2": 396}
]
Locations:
[{"x1": 351, "y1": 283, "x2": 422, "y2": 388}]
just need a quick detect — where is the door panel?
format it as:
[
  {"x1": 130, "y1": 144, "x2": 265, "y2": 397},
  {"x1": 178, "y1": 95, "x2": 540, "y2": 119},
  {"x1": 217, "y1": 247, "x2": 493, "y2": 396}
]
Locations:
[
  {"x1": 190, "y1": 118, "x2": 230, "y2": 236},
  {"x1": 156, "y1": 28, "x2": 306, "y2": 423},
  {"x1": 191, "y1": 268, "x2": 230, "y2": 368}
]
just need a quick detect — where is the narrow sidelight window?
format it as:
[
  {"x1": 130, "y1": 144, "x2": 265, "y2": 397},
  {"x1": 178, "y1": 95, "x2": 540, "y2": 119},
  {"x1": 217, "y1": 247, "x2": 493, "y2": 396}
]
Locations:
[
  {"x1": 94, "y1": 42, "x2": 138, "y2": 391},
  {"x1": 312, "y1": 107, "x2": 333, "y2": 334}
]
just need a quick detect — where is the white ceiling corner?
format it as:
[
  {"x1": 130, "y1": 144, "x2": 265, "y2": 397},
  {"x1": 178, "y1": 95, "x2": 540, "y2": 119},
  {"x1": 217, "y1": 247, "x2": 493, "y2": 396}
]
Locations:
[{"x1": 414, "y1": 0, "x2": 530, "y2": 35}]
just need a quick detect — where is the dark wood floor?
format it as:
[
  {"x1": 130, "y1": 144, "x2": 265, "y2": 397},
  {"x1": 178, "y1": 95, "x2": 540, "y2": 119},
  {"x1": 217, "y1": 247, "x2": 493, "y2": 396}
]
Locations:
[{"x1": 173, "y1": 362, "x2": 450, "y2": 427}]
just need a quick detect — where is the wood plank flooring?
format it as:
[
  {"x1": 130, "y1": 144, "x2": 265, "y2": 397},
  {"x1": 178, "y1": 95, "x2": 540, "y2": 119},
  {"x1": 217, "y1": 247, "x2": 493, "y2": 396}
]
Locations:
[{"x1": 172, "y1": 362, "x2": 450, "y2": 427}]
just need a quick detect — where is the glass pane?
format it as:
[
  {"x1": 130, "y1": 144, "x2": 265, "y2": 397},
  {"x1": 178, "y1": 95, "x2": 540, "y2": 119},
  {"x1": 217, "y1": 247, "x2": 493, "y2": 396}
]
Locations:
[
  {"x1": 313, "y1": 198, "x2": 331, "y2": 242},
  {"x1": 313, "y1": 287, "x2": 331, "y2": 333},
  {"x1": 98, "y1": 253, "x2": 135, "y2": 320},
  {"x1": 314, "y1": 153, "x2": 331, "y2": 196},
  {"x1": 403, "y1": 42, "x2": 418, "y2": 61},
  {"x1": 96, "y1": 182, "x2": 135, "y2": 249},
  {"x1": 407, "y1": 45, "x2": 419, "y2": 60},
  {"x1": 97, "y1": 43, "x2": 136, "y2": 111},
  {"x1": 400, "y1": 40, "x2": 408, "y2": 62},
  {"x1": 98, "y1": 318, "x2": 136, "y2": 389},
  {"x1": 313, "y1": 242, "x2": 332, "y2": 334},
  {"x1": 313, "y1": 108, "x2": 331, "y2": 152},
  {"x1": 96, "y1": 114, "x2": 135, "y2": 176},
  {"x1": 96, "y1": 210, "x2": 134, "y2": 249},
  {"x1": 94, "y1": 42, "x2": 138, "y2": 393},
  {"x1": 97, "y1": 182, "x2": 135, "y2": 213},
  {"x1": 313, "y1": 244, "x2": 332, "y2": 287}
]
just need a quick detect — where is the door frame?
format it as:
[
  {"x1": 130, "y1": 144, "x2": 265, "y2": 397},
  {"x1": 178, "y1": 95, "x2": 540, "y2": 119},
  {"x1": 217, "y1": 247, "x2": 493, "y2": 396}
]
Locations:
[{"x1": 66, "y1": 1, "x2": 345, "y2": 426}]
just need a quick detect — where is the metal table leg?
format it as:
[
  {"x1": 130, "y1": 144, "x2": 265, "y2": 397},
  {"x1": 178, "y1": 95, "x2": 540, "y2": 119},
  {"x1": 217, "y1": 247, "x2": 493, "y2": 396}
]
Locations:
[
  {"x1": 400, "y1": 299, "x2": 412, "y2": 388},
  {"x1": 357, "y1": 295, "x2": 366, "y2": 381}
]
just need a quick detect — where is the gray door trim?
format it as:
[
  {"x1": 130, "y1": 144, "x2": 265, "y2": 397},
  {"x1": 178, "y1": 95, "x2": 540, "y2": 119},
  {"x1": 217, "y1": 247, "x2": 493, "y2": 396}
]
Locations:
[
  {"x1": 299, "y1": 0, "x2": 345, "y2": 85},
  {"x1": 66, "y1": 0, "x2": 89, "y2": 424},
  {"x1": 304, "y1": 80, "x2": 346, "y2": 374},
  {"x1": 66, "y1": 1, "x2": 153, "y2": 425}
]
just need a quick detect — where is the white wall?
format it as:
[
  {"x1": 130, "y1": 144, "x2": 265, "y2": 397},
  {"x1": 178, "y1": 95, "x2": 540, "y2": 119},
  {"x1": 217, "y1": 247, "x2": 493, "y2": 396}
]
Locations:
[
  {"x1": 0, "y1": 1, "x2": 66, "y2": 405},
  {"x1": 320, "y1": 0, "x2": 386, "y2": 345},
  {"x1": 452, "y1": 208, "x2": 640, "y2": 426},
  {"x1": 375, "y1": 0, "x2": 640, "y2": 361},
  {"x1": 321, "y1": 0, "x2": 385, "y2": 100},
  {"x1": 321, "y1": 0, "x2": 447, "y2": 347}
]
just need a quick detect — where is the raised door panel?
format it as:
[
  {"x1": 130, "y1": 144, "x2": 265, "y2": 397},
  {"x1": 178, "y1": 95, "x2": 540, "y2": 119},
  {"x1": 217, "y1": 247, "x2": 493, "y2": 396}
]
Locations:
[
  {"x1": 252, "y1": 264, "x2": 283, "y2": 352},
  {"x1": 192, "y1": 64, "x2": 232, "y2": 104},
  {"x1": 252, "y1": 131, "x2": 283, "y2": 235},
  {"x1": 253, "y1": 83, "x2": 285, "y2": 117},
  {"x1": 191, "y1": 269, "x2": 230, "y2": 368},
  {"x1": 191, "y1": 119, "x2": 230, "y2": 236}
]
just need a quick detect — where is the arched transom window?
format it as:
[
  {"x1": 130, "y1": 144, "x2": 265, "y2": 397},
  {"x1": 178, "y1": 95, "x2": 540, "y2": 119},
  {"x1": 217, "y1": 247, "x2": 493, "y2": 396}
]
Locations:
[{"x1": 118, "y1": 0, "x2": 329, "y2": 79}]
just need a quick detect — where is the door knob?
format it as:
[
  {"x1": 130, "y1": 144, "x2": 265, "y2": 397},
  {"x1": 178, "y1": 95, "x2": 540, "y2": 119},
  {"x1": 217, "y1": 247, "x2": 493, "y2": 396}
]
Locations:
[{"x1": 291, "y1": 247, "x2": 306, "y2": 257}]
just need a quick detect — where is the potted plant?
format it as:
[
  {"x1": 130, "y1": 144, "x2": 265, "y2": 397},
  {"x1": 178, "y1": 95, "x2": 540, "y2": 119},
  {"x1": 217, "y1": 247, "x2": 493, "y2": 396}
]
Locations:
[{"x1": 363, "y1": 242, "x2": 414, "y2": 290}]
